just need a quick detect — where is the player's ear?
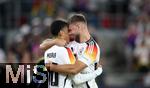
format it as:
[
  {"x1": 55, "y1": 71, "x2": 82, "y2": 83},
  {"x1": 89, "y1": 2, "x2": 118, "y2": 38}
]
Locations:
[{"x1": 59, "y1": 30, "x2": 64, "y2": 37}]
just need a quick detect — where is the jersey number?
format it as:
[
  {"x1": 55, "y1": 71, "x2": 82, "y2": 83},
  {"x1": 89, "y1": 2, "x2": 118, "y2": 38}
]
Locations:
[
  {"x1": 49, "y1": 63, "x2": 59, "y2": 86},
  {"x1": 50, "y1": 71, "x2": 59, "y2": 86}
]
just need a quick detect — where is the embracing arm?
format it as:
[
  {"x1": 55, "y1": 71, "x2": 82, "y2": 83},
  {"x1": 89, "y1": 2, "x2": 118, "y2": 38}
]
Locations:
[
  {"x1": 40, "y1": 38, "x2": 66, "y2": 50},
  {"x1": 72, "y1": 66, "x2": 103, "y2": 85},
  {"x1": 46, "y1": 49, "x2": 97, "y2": 75},
  {"x1": 40, "y1": 39, "x2": 54, "y2": 50},
  {"x1": 48, "y1": 60, "x2": 87, "y2": 75}
]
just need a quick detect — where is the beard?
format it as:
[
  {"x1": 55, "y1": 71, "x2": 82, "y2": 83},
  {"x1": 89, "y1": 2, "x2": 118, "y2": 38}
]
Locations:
[
  {"x1": 69, "y1": 34, "x2": 80, "y2": 42},
  {"x1": 69, "y1": 34, "x2": 75, "y2": 41},
  {"x1": 75, "y1": 34, "x2": 80, "y2": 43}
]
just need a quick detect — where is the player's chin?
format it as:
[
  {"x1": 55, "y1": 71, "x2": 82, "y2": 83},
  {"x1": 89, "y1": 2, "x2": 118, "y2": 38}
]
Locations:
[
  {"x1": 69, "y1": 35, "x2": 75, "y2": 41},
  {"x1": 69, "y1": 38, "x2": 75, "y2": 42}
]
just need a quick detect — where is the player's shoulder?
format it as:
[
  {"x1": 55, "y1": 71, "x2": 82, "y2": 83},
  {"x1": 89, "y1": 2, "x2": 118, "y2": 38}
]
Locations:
[
  {"x1": 44, "y1": 45, "x2": 69, "y2": 60},
  {"x1": 78, "y1": 37, "x2": 97, "y2": 47},
  {"x1": 45, "y1": 45, "x2": 67, "y2": 53},
  {"x1": 78, "y1": 37, "x2": 100, "y2": 54},
  {"x1": 85, "y1": 37, "x2": 99, "y2": 49},
  {"x1": 70, "y1": 41, "x2": 79, "y2": 44},
  {"x1": 67, "y1": 41, "x2": 79, "y2": 47},
  {"x1": 85, "y1": 37, "x2": 98, "y2": 45}
]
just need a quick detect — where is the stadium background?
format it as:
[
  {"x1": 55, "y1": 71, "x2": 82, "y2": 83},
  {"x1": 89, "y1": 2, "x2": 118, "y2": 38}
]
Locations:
[{"x1": 0, "y1": 0, "x2": 149, "y2": 88}]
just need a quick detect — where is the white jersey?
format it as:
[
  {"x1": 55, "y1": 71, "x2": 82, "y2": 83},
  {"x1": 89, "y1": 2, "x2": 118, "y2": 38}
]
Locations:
[
  {"x1": 67, "y1": 37, "x2": 100, "y2": 88},
  {"x1": 44, "y1": 45, "x2": 76, "y2": 88}
]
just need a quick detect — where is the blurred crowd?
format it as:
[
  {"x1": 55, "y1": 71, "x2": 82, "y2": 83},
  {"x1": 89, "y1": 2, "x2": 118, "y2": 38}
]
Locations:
[{"x1": 124, "y1": 0, "x2": 150, "y2": 86}]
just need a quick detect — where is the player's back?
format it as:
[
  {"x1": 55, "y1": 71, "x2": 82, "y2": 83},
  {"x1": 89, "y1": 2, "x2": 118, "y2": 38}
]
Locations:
[{"x1": 44, "y1": 45, "x2": 75, "y2": 88}]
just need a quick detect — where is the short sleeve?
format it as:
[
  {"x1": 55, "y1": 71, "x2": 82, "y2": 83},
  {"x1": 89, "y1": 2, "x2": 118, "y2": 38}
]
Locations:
[
  {"x1": 77, "y1": 53, "x2": 92, "y2": 66},
  {"x1": 65, "y1": 48, "x2": 76, "y2": 64},
  {"x1": 44, "y1": 46, "x2": 72, "y2": 65}
]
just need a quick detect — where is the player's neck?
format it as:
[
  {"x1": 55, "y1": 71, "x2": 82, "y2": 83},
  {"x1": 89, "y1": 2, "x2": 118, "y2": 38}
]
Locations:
[
  {"x1": 79, "y1": 30, "x2": 91, "y2": 43},
  {"x1": 56, "y1": 37, "x2": 67, "y2": 46}
]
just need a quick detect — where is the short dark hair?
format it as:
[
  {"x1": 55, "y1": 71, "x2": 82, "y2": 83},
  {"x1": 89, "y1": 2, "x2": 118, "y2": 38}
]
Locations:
[
  {"x1": 50, "y1": 19, "x2": 68, "y2": 36},
  {"x1": 68, "y1": 13, "x2": 87, "y2": 24}
]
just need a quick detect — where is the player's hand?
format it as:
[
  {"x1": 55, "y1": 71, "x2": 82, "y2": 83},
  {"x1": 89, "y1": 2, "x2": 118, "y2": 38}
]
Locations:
[
  {"x1": 96, "y1": 63, "x2": 102, "y2": 69},
  {"x1": 45, "y1": 61, "x2": 52, "y2": 71},
  {"x1": 95, "y1": 63, "x2": 103, "y2": 76},
  {"x1": 95, "y1": 65, "x2": 103, "y2": 76}
]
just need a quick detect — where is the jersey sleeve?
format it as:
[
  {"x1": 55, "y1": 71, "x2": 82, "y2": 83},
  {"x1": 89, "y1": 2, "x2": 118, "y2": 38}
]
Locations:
[
  {"x1": 71, "y1": 67, "x2": 103, "y2": 85},
  {"x1": 44, "y1": 47, "x2": 72, "y2": 64},
  {"x1": 77, "y1": 42, "x2": 100, "y2": 66},
  {"x1": 65, "y1": 48, "x2": 76, "y2": 64}
]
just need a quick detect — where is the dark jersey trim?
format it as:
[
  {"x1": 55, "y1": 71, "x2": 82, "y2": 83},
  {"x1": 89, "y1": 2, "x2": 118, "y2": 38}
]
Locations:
[
  {"x1": 85, "y1": 37, "x2": 96, "y2": 43},
  {"x1": 86, "y1": 81, "x2": 90, "y2": 88},
  {"x1": 63, "y1": 75, "x2": 68, "y2": 88},
  {"x1": 95, "y1": 63, "x2": 97, "y2": 70}
]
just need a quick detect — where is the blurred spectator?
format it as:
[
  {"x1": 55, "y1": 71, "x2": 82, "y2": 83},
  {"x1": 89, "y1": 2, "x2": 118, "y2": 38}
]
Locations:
[
  {"x1": 124, "y1": 22, "x2": 138, "y2": 71},
  {"x1": 31, "y1": 34, "x2": 43, "y2": 62},
  {"x1": 88, "y1": 11, "x2": 100, "y2": 28},
  {"x1": 0, "y1": 33, "x2": 5, "y2": 50},
  {"x1": 144, "y1": 30, "x2": 150, "y2": 48},
  {"x1": 136, "y1": 13, "x2": 149, "y2": 35},
  {"x1": 129, "y1": 0, "x2": 142, "y2": 16},
  {"x1": 20, "y1": 24, "x2": 31, "y2": 36},
  {"x1": 88, "y1": 0, "x2": 99, "y2": 11},
  {"x1": 101, "y1": 12, "x2": 111, "y2": 29},
  {"x1": 134, "y1": 40, "x2": 149, "y2": 73},
  {"x1": 55, "y1": 7, "x2": 68, "y2": 19},
  {"x1": 30, "y1": 17, "x2": 43, "y2": 62},
  {"x1": 31, "y1": 17, "x2": 42, "y2": 35},
  {"x1": 143, "y1": 72, "x2": 150, "y2": 87},
  {"x1": 7, "y1": 34, "x2": 32, "y2": 63},
  {"x1": 62, "y1": 0, "x2": 74, "y2": 10},
  {"x1": 126, "y1": 23, "x2": 138, "y2": 49},
  {"x1": 7, "y1": 44, "x2": 18, "y2": 63},
  {"x1": 72, "y1": 0, "x2": 89, "y2": 12},
  {"x1": 43, "y1": 17, "x2": 53, "y2": 27},
  {"x1": 0, "y1": 48, "x2": 6, "y2": 63},
  {"x1": 142, "y1": 0, "x2": 150, "y2": 14}
]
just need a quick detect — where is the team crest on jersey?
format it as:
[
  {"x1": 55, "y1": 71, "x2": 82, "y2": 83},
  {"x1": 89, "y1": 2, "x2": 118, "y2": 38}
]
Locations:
[{"x1": 79, "y1": 47, "x2": 84, "y2": 55}]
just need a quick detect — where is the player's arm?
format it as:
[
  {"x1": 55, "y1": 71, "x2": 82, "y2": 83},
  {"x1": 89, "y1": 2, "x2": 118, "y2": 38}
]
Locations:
[
  {"x1": 44, "y1": 47, "x2": 87, "y2": 75},
  {"x1": 48, "y1": 49, "x2": 98, "y2": 75},
  {"x1": 40, "y1": 38, "x2": 66, "y2": 50},
  {"x1": 49, "y1": 60, "x2": 87, "y2": 75},
  {"x1": 48, "y1": 43, "x2": 100, "y2": 75},
  {"x1": 71, "y1": 65, "x2": 103, "y2": 85},
  {"x1": 40, "y1": 39, "x2": 53, "y2": 50}
]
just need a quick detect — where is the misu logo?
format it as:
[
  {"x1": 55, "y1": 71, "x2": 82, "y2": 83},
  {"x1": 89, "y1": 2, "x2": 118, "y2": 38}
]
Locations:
[{"x1": 6, "y1": 64, "x2": 47, "y2": 84}]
